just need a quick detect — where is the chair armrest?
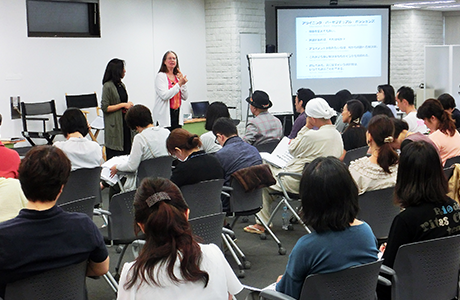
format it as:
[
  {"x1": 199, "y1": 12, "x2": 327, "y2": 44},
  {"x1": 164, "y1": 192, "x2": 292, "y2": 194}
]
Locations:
[
  {"x1": 25, "y1": 117, "x2": 49, "y2": 121},
  {"x1": 222, "y1": 186, "x2": 233, "y2": 192},
  {"x1": 277, "y1": 172, "x2": 302, "y2": 180},
  {"x1": 260, "y1": 289, "x2": 296, "y2": 300},
  {"x1": 93, "y1": 208, "x2": 111, "y2": 216},
  {"x1": 380, "y1": 264, "x2": 395, "y2": 276},
  {"x1": 378, "y1": 275, "x2": 392, "y2": 286}
]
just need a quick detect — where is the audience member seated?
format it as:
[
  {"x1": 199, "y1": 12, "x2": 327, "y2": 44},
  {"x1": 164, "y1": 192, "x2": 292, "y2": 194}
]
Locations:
[
  {"x1": 200, "y1": 101, "x2": 230, "y2": 153},
  {"x1": 341, "y1": 99, "x2": 367, "y2": 152},
  {"x1": 349, "y1": 115, "x2": 398, "y2": 195},
  {"x1": 167, "y1": 128, "x2": 223, "y2": 188},
  {"x1": 245, "y1": 98, "x2": 343, "y2": 234},
  {"x1": 372, "y1": 103, "x2": 394, "y2": 118},
  {"x1": 117, "y1": 177, "x2": 242, "y2": 300},
  {"x1": 0, "y1": 113, "x2": 21, "y2": 179},
  {"x1": 0, "y1": 177, "x2": 27, "y2": 223},
  {"x1": 288, "y1": 88, "x2": 315, "y2": 139},
  {"x1": 377, "y1": 141, "x2": 460, "y2": 300},
  {"x1": 417, "y1": 98, "x2": 460, "y2": 166},
  {"x1": 334, "y1": 89, "x2": 353, "y2": 133},
  {"x1": 110, "y1": 105, "x2": 170, "y2": 190},
  {"x1": 376, "y1": 84, "x2": 397, "y2": 117},
  {"x1": 396, "y1": 86, "x2": 427, "y2": 133},
  {"x1": 242, "y1": 90, "x2": 283, "y2": 146},
  {"x1": 213, "y1": 117, "x2": 262, "y2": 211},
  {"x1": 54, "y1": 108, "x2": 103, "y2": 171},
  {"x1": 354, "y1": 94, "x2": 373, "y2": 128},
  {"x1": 438, "y1": 93, "x2": 460, "y2": 129},
  {"x1": 275, "y1": 157, "x2": 378, "y2": 299},
  {"x1": 391, "y1": 118, "x2": 437, "y2": 151},
  {"x1": 0, "y1": 146, "x2": 109, "y2": 298}
]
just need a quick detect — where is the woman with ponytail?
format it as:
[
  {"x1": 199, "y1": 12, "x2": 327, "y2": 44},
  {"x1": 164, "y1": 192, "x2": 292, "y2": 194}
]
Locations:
[
  {"x1": 166, "y1": 128, "x2": 224, "y2": 187},
  {"x1": 117, "y1": 178, "x2": 242, "y2": 300},
  {"x1": 341, "y1": 99, "x2": 367, "y2": 151},
  {"x1": 348, "y1": 115, "x2": 398, "y2": 194},
  {"x1": 417, "y1": 98, "x2": 460, "y2": 165}
]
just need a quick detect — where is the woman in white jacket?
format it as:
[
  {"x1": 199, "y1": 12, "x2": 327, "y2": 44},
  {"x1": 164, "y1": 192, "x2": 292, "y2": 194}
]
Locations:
[{"x1": 154, "y1": 51, "x2": 188, "y2": 130}]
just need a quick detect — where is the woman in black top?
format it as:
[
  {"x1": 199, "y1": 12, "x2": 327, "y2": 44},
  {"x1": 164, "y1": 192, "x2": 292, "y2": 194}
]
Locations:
[
  {"x1": 166, "y1": 128, "x2": 224, "y2": 187},
  {"x1": 341, "y1": 99, "x2": 367, "y2": 151}
]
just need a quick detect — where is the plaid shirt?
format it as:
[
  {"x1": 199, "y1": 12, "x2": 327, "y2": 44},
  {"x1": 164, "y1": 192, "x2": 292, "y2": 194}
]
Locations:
[{"x1": 242, "y1": 111, "x2": 283, "y2": 145}]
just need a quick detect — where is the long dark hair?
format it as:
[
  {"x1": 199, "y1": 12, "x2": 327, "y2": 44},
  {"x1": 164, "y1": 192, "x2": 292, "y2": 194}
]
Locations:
[
  {"x1": 125, "y1": 178, "x2": 209, "y2": 289},
  {"x1": 395, "y1": 141, "x2": 448, "y2": 208},
  {"x1": 158, "y1": 51, "x2": 180, "y2": 75},
  {"x1": 102, "y1": 58, "x2": 125, "y2": 84},
  {"x1": 417, "y1": 98, "x2": 456, "y2": 136},
  {"x1": 204, "y1": 102, "x2": 230, "y2": 131},
  {"x1": 300, "y1": 157, "x2": 359, "y2": 233},
  {"x1": 368, "y1": 115, "x2": 398, "y2": 173},
  {"x1": 378, "y1": 84, "x2": 396, "y2": 105}
]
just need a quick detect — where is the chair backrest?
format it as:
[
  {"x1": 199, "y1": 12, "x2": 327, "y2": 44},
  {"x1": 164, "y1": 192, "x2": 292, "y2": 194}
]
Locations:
[
  {"x1": 444, "y1": 165, "x2": 455, "y2": 180},
  {"x1": 358, "y1": 187, "x2": 399, "y2": 240},
  {"x1": 189, "y1": 212, "x2": 225, "y2": 248},
  {"x1": 57, "y1": 167, "x2": 102, "y2": 206},
  {"x1": 4, "y1": 260, "x2": 88, "y2": 300},
  {"x1": 66, "y1": 93, "x2": 98, "y2": 110},
  {"x1": 108, "y1": 190, "x2": 137, "y2": 242},
  {"x1": 391, "y1": 235, "x2": 460, "y2": 300},
  {"x1": 445, "y1": 155, "x2": 460, "y2": 168},
  {"x1": 59, "y1": 196, "x2": 96, "y2": 219},
  {"x1": 137, "y1": 156, "x2": 174, "y2": 186},
  {"x1": 254, "y1": 139, "x2": 280, "y2": 153},
  {"x1": 299, "y1": 260, "x2": 383, "y2": 300},
  {"x1": 229, "y1": 178, "x2": 263, "y2": 214},
  {"x1": 21, "y1": 100, "x2": 59, "y2": 130},
  {"x1": 181, "y1": 179, "x2": 224, "y2": 219},
  {"x1": 343, "y1": 146, "x2": 369, "y2": 167}
]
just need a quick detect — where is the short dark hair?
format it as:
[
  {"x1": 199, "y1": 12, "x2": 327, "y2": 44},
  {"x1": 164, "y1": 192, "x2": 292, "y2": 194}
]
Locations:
[
  {"x1": 102, "y1": 58, "x2": 125, "y2": 84},
  {"x1": 438, "y1": 93, "x2": 456, "y2": 110},
  {"x1": 59, "y1": 108, "x2": 89, "y2": 137},
  {"x1": 396, "y1": 86, "x2": 415, "y2": 105},
  {"x1": 378, "y1": 84, "x2": 396, "y2": 105},
  {"x1": 204, "y1": 102, "x2": 230, "y2": 131},
  {"x1": 212, "y1": 117, "x2": 238, "y2": 137},
  {"x1": 368, "y1": 115, "x2": 398, "y2": 173},
  {"x1": 395, "y1": 141, "x2": 448, "y2": 208},
  {"x1": 392, "y1": 118, "x2": 409, "y2": 139},
  {"x1": 417, "y1": 98, "x2": 456, "y2": 136},
  {"x1": 335, "y1": 89, "x2": 353, "y2": 110},
  {"x1": 19, "y1": 146, "x2": 71, "y2": 202},
  {"x1": 353, "y1": 94, "x2": 373, "y2": 113},
  {"x1": 158, "y1": 51, "x2": 180, "y2": 75},
  {"x1": 296, "y1": 88, "x2": 315, "y2": 109},
  {"x1": 125, "y1": 105, "x2": 153, "y2": 130},
  {"x1": 166, "y1": 128, "x2": 201, "y2": 154},
  {"x1": 300, "y1": 157, "x2": 359, "y2": 233},
  {"x1": 372, "y1": 103, "x2": 394, "y2": 118}
]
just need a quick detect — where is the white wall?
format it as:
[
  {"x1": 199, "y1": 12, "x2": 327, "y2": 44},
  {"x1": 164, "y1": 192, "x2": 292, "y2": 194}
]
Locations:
[{"x1": 0, "y1": 0, "x2": 207, "y2": 142}]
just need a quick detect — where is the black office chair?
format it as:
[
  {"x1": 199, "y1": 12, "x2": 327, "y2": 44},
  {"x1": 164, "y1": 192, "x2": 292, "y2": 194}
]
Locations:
[
  {"x1": 189, "y1": 212, "x2": 226, "y2": 248},
  {"x1": 180, "y1": 179, "x2": 224, "y2": 219},
  {"x1": 57, "y1": 167, "x2": 102, "y2": 207},
  {"x1": 379, "y1": 235, "x2": 460, "y2": 300},
  {"x1": 358, "y1": 187, "x2": 400, "y2": 243},
  {"x1": 343, "y1": 146, "x2": 369, "y2": 167},
  {"x1": 4, "y1": 260, "x2": 88, "y2": 300},
  {"x1": 65, "y1": 93, "x2": 104, "y2": 143},
  {"x1": 21, "y1": 100, "x2": 62, "y2": 146},
  {"x1": 260, "y1": 260, "x2": 383, "y2": 300},
  {"x1": 59, "y1": 196, "x2": 96, "y2": 219},
  {"x1": 136, "y1": 156, "x2": 174, "y2": 186},
  {"x1": 255, "y1": 139, "x2": 280, "y2": 153},
  {"x1": 445, "y1": 155, "x2": 460, "y2": 168}
]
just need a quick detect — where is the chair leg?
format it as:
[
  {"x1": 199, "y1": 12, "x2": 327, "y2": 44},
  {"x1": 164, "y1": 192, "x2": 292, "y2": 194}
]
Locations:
[
  {"x1": 222, "y1": 232, "x2": 246, "y2": 278},
  {"x1": 255, "y1": 214, "x2": 286, "y2": 255},
  {"x1": 103, "y1": 272, "x2": 118, "y2": 294},
  {"x1": 24, "y1": 136, "x2": 36, "y2": 146},
  {"x1": 114, "y1": 244, "x2": 129, "y2": 280}
]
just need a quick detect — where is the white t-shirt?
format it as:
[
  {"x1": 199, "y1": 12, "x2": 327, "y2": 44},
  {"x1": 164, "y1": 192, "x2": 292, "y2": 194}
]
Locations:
[
  {"x1": 200, "y1": 131, "x2": 222, "y2": 154},
  {"x1": 117, "y1": 243, "x2": 243, "y2": 300},
  {"x1": 0, "y1": 177, "x2": 28, "y2": 223},
  {"x1": 403, "y1": 111, "x2": 427, "y2": 134},
  {"x1": 54, "y1": 137, "x2": 103, "y2": 171}
]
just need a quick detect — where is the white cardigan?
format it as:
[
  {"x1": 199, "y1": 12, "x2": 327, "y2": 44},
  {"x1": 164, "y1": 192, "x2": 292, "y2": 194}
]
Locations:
[{"x1": 153, "y1": 72, "x2": 188, "y2": 127}]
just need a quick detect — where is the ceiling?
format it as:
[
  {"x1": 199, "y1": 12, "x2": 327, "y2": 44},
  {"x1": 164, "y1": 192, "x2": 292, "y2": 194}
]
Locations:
[{"x1": 265, "y1": 0, "x2": 460, "y2": 11}]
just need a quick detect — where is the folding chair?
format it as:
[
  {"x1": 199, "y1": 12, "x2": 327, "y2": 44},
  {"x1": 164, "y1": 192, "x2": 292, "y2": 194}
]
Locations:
[
  {"x1": 21, "y1": 100, "x2": 62, "y2": 146},
  {"x1": 57, "y1": 167, "x2": 102, "y2": 207},
  {"x1": 66, "y1": 93, "x2": 104, "y2": 143},
  {"x1": 4, "y1": 260, "x2": 88, "y2": 300},
  {"x1": 379, "y1": 235, "x2": 460, "y2": 300},
  {"x1": 343, "y1": 145, "x2": 369, "y2": 167},
  {"x1": 180, "y1": 179, "x2": 224, "y2": 219},
  {"x1": 136, "y1": 156, "x2": 174, "y2": 186},
  {"x1": 189, "y1": 212, "x2": 226, "y2": 248},
  {"x1": 358, "y1": 187, "x2": 400, "y2": 243},
  {"x1": 260, "y1": 260, "x2": 383, "y2": 300},
  {"x1": 59, "y1": 196, "x2": 96, "y2": 219}
]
